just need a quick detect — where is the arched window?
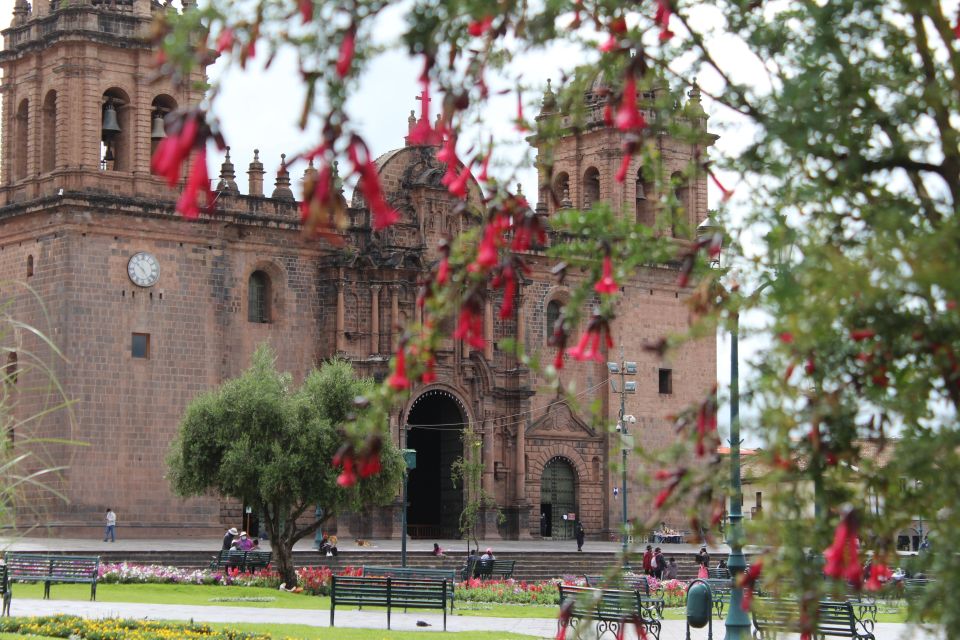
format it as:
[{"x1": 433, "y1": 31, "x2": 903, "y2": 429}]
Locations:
[
  {"x1": 150, "y1": 95, "x2": 177, "y2": 165},
  {"x1": 41, "y1": 91, "x2": 56, "y2": 173},
  {"x1": 26, "y1": 255, "x2": 33, "y2": 278},
  {"x1": 101, "y1": 88, "x2": 131, "y2": 171},
  {"x1": 248, "y1": 271, "x2": 271, "y2": 323},
  {"x1": 583, "y1": 167, "x2": 600, "y2": 209},
  {"x1": 15, "y1": 99, "x2": 29, "y2": 180},
  {"x1": 636, "y1": 166, "x2": 655, "y2": 227},
  {"x1": 546, "y1": 299, "x2": 561, "y2": 343},
  {"x1": 671, "y1": 171, "x2": 687, "y2": 237}
]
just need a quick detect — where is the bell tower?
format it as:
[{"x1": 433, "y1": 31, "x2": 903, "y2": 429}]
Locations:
[{"x1": 0, "y1": 0, "x2": 206, "y2": 205}]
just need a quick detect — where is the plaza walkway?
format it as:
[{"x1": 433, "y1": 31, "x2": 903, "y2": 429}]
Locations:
[{"x1": 4, "y1": 597, "x2": 938, "y2": 639}]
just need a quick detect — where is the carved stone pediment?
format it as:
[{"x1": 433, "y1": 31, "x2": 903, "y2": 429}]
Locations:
[{"x1": 526, "y1": 402, "x2": 596, "y2": 438}]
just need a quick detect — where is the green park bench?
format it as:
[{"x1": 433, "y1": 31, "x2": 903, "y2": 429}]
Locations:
[
  {"x1": 583, "y1": 574, "x2": 664, "y2": 618},
  {"x1": 708, "y1": 567, "x2": 731, "y2": 579},
  {"x1": 209, "y1": 550, "x2": 272, "y2": 572},
  {"x1": 752, "y1": 598, "x2": 874, "y2": 640},
  {"x1": 557, "y1": 584, "x2": 661, "y2": 640},
  {"x1": 362, "y1": 565, "x2": 457, "y2": 610},
  {"x1": 703, "y1": 578, "x2": 732, "y2": 617},
  {"x1": 5, "y1": 553, "x2": 99, "y2": 601},
  {"x1": 475, "y1": 559, "x2": 516, "y2": 579},
  {"x1": 330, "y1": 575, "x2": 448, "y2": 630}
]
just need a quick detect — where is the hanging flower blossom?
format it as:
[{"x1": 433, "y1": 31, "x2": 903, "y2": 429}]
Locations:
[
  {"x1": 454, "y1": 294, "x2": 486, "y2": 350},
  {"x1": 468, "y1": 15, "x2": 494, "y2": 37},
  {"x1": 865, "y1": 562, "x2": 892, "y2": 591},
  {"x1": 336, "y1": 25, "x2": 356, "y2": 78},
  {"x1": 476, "y1": 139, "x2": 493, "y2": 183},
  {"x1": 739, "y1": 559, "x2": 763, "y2": 611},
  {"x1": 615, "y1": 74, "x2": 646, "y2": 132},
  {"x1": 152, "y1": 112, "x2": 200, "y2": 187},
  {"x1": 654, "y1": 0, "x2": 674, "y2": 41},
  {"x1": 387, "y1": 343, "x2": 411, "y2": 391},
  {"x1": 515, "y1": 89, "x2": 530, "y2": 132},
  {"x1": 823, "y1": 508, "x2": 862, "y2": 587},
  {"x1": 707, "y1": 167, "x2": 733, "y2": 201},
  {"x1": 348, "y1": 136, "x2": 400, "y2": 230},
  {"x1": 421, "y1": 353, "x2": 437, "y2": 384},
  {"x1": 595, "y1": 251, "x2": 619, "y2": 294},
  {"x1": 551, "y1": 321, "x2": 568, "y2": 370},
  {"x1": 566, "y1": 312, "x2": 613, "y2": 362},
  {"x1": 357, "y1": 435, "x2": 383, "y2": 478},
  {"x1": 851, "y1": 328, "x2": 877, "y2": 341},
  {"x1": 175, "y1": 148, "x2": 215, "y2": 219},
  {"x1": 599, "y1": 16, "x2": 628, "y2": 52},
  {"x1": 653, "y1": 467, "x2": 686, "y2": 508},
  {"x1": 298, "y1": 0, "x2": 313, "y2": 22},
  {"x1": 555, "y1": 599, "x2": 575, "y2": 640},
  {"x1": 470, "y1": 224, "x2": 501, "y2": 273},
  {"x1": 408, "y1": 60, "x2": 441, "y2": 146},
  {"x1": 511, "y1": 207, "x2": 547, "y2": 252},
  {"x1": 216, "y1": 28, "x2": 235, "y2": 54},
  {"x1": 333, "y1": 445, "x2": 358, "y2": 487}
]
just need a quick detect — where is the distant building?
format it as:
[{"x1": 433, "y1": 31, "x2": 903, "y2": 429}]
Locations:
[{"x1": 0, "y1": 0, "x2": 716, "y2": 539}]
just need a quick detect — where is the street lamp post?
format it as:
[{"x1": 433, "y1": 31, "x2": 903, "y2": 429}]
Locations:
[{"x1": 608, "y1": 353, "x2": 637, "y2": 556}]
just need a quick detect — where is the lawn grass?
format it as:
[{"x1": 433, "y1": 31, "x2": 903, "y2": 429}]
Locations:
[{"x1": 204, "y1": 621, "x2": 536, "y2": 639}]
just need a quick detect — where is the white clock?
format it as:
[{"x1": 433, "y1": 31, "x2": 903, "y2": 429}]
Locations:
[{"x1": 127, "y1": 252, "x2": 160, "y2": 287}]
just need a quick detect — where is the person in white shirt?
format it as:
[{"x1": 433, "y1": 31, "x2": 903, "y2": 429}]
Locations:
[{"x1": 103, "y1": 508, "x2": 116, "y2": 542}]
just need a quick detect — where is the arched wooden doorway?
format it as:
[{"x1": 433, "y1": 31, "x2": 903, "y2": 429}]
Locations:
[{"x1": 539, "y1": 457, "x2": 577, "y2": 540}]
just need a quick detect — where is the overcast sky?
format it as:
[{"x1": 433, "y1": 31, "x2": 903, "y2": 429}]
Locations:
[{"x1": 0, "y1": 0, "x2": 773, "y2": 444}]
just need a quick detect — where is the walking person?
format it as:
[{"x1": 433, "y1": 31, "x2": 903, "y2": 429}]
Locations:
[
  {"x1": 103, "y1": 508, "x2": 117, "y2": 542},
  {"x1": 665, "y1": 557, "x2": 678, "y2": 580},
  {"x1": 652, "y1": 547, "x2": 665, "y2": 580},
  {"x1": 575, "y1": 521, "x2": 585, "y2": 552},
  {"x1": 642, "y1": 544, "x2": 654, "y2": 575},
  {"x1": 696, "y1": 546, "x2": 710, "y2": 579}
]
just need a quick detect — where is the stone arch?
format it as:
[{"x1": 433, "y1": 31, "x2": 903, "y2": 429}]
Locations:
[
  {"x1": 41, "y1": 91, "x2": 57, "y2": 173},
  {"x1": 553, "y1": 171, "x2": 570, "y2": 212},
  {"x1": 15, "y1": 99, "x2": 29, "y2": 180},
  {"x1": 528, "y1": 444, "x2": 589, "y2": 485},
  {"x1": 245, "y1": 260, "x2": 286, "y2": 325},
  {"x1": 582, "y1": 166, "x2": 600, "y2": 209},
  {"x1": 543, "y1": 286, "x2": 571, "y2": 344},
  {"x1": 536, "y1": 454, "x2": 581, "y2": 539},
  {"x1": 101, "y1": 87, "x2": 132, "y2": 171}
]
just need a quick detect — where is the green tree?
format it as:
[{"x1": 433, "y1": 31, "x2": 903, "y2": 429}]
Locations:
[
  {"x1": 451, "y1": 422, "x2": 501, "y2": 554},
  {"x1": 167, "y1": 346, "x2": 404, "y2": 585}
]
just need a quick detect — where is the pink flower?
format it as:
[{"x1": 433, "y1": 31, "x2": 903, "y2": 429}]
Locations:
[
  {"x1": 865, "y1": 562, "x2": 892, "y2": 591},
  {"x1": 299, "y1": 0, "x2": 313, "y2": 22},
  {"x1": 216, "y1": 28, "x2": 234, "y2": 54},
  {"x1": 471, "y1": 224, "x2": 500, "y2": 272},
  {"x1": 175, "y1": 148, "x2": 214, "y2": 219},
  {"x1": 654, "y1": 0, "x2": 674, "y2": 41},
  {"x1": 594, "y1": 253, "x2": 619, "y2": 294},
  {"x1": 454, "y1": 296, "x2": 486, "y2": 350},
  {"x1": 468, "y1": 15, "x2": 494, "y2": 37},
  {"x1": 336, "y1": 26, "x2": 355, "y2": 78},
  {"x1": 348, "y1": 136, "x2": 400, "y2": 230},
  {"x1": 615, "y1": 74, "x2": 646, "y2": 132},
  {"x1": 387, "y1": 344, "x2": 411, "y2": 391},
  {"x1": 336, "y1": 455, "x2": 357, "y2": 487},
  {"x1": 823, "y1": 509, "x2": 862, "y2": 587}
]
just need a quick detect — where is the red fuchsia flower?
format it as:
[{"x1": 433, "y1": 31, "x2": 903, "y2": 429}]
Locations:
[
  {"x1": 335, "y1": 451, "x2": 358, "y2": 487},
  {"x1": 779, "y1": 332, "x2": 794, "y2": 344},
  {"x1": 435, "y1": 255, "x2": 450, "y2": 286},
  {"x1": 707, "y1": 167, "x2": 733, "y2": 201},
  {"x1": 615, "y1": 74, "x2": 646, "y2": 133},
  {"x1": 566, "y1": 312, "x2": 613, "y2": 362},
  {"x1": 599, "y1": 16, "x2": 628, "y2": 52},
  {"x1": 784, "y1": 361, "x2": 796, "y2": 382},
  {"x1": 387, "y1": 343, "x2": 411, "y2": 391},
  {"x1": 695, "y1": 393, "x2": 718, "y2": 457},
  {"x1": 470, "y1": 224, "x2": 501, "y2": 273},
  {"x1": 216, "y1": 28, "x2": 235, "y2": 54},
  {"x1": 515, "y1": 89, "x2": 530, "y2": 132},
  {"x1": 174, "y1": 148, "x2": 215, "y2": 219},
  {"x1": 421, "y1": 353, "x2": 437, "y2": 384},
  {"x1": 454, "y1": 294, "x2": 485, "y2": 350},
  {"x1": 555, "y1": 599, "x2": 575, "y2": 640},
  {"x1": 299, "y1": 0, "x2": 313, "y2": 22},
  {"x1": 152, "y1": 112, "x2": 200, "y2": 187},
  {"x1": 603, "y1": 103, "x2": 614, "y2": 127},
  {"x1": 824, "y1": 508, "x2": 863, "y2": 587},
  {"x1": 510, "y1": 208, "x2": 547, "y2": 252},
  {"x1": 851, "y1": 328, "x2": 876, "y2": 341},
  {"x1": 447, "y1": 165, "x2": 472, "y2": 199},
  {"x1": 954, "y1": 16, "x2": 960, "y2": 39},
  {"x1": 336, "y1": 25, "x2": 356, "y2": 78},
  {"x1": 654, "y1": 0, "x2": 674, "y2": 41},
  {"x1": 738, "y1": 559, "x2": 763, "y2": 611},
  {"x1": 357, "y1": 435, "x2": 383, "y2": 478},
  {"x1": 476, "y1": 140, "x2": 492, "y2": 183},
  {"x1": 468, "y1": 15, "x2": 494, "y2": 37},
  {"x1": 654, "y1": 467, "x2": 686, "y2": 508},
  {"x1": 615, "y1": 144, "x2": 634, "y2": 184},
  {"x1": 551, "y1": 322, "x2": 568, "y2": 370},
  {"x1": 865, "y1": 562, "x2": 892, "y2": 591},
  {"x1": 632, "y1": 614, "x2": 649, "y2": 640},
  {"x1": 805, "y1": 357, "x2": 816, "y2": 375},
  {"x1": 348, "y1": 136, "x2": 400, "y2": 230},
  {"x1": 594, "y1": 252, "x2": 619, "y2": 295}
]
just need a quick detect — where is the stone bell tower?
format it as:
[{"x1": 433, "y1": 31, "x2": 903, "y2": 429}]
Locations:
[{"x1": 0, "y1": 0, "x2": 206, "y2": 205}]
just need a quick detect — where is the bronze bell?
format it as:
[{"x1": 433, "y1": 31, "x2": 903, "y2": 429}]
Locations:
[
  {"x1": 104, "y1": 143, "x2": 115, "y2": 162},
  {"x1": 150, "y1": 113, "x2": 166, "y2": 140},
  {"x1": 101, "y1": 102, "x2": 121, "y2": 137}
]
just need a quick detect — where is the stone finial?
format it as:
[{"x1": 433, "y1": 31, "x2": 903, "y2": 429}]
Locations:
[
  {"x1": 407, "y1": 110, "x2": 417, "y2": 133},
  {"x1": 302, "y1": 158, "x2": 318, "y2": 183},
  {"x1": 516, "y1": 183, "x2": 523, "y2": 196},
  {"x1": 247, "y1": 149, "x2": 265, "y2": 197},
  {"x1": 685, "y1": 82, "x2": 707, "y2": 121},
  {"x1": 271, "y1": 153, "x2": 295, "y2": 201},
  {"x1": 561, "y1": 183, "x2": 572, "y2": 209},
  {"x1": 331, "y1": 160, "x2": 344, "y2": 195},
  {"x1": 539, "y1": 78, "x2": 557, "y2": 116},
  {"x1": 216, "y1": 146, "x2": 239, "y2": 193},
  {"x1": 12, "y1": 0, "x2": 31, "y2": 25}
]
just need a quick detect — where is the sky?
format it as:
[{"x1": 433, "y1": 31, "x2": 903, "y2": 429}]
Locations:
[{"x1": 0, "y1": 0, "x2": 773, "y2": 444}]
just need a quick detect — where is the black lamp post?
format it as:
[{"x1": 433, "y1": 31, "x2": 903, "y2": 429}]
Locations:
[{"x1": 608, "y1": 351, "x2": 637, "y2": 556}]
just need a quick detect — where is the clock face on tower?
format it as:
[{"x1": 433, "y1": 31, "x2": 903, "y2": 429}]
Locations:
[{"x1": 127, "y1": 252, "x2": 160, "y2": 287}]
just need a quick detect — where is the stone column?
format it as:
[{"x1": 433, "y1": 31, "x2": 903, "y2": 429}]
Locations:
[
  {"x1": 370, "y1": 285, "x2": 381, "y2": 355},
  {"x1": 484, "y1": 297, "x2": 494, "y2": 360},
  {"x1": 390, "y1": 285, "x2": 400, "y2": 350},
  {"x1": 482, "y1": 418, "x2": 495, "y2": 495},
  {"x1": 335, "y1": 281, "x2": 345, "y2": 353}
]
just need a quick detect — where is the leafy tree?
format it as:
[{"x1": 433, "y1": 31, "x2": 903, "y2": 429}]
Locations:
[
  {"x1": 156, "y1": 0, "x2": 960, "y2": 632},
  {"x1": 451, "y1": 422, "x2": 501, "y2": 554},
  {"x1": 167, "y1": 346, "x2": 404, "y2": 585}
]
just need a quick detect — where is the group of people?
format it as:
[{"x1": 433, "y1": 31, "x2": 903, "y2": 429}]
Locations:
[
  {"x1": 642, "y1": 545, "x2": 679, "y2": 580},
  {"x1": 222, "y1": 527, "x2": 260, "y2": 551}
]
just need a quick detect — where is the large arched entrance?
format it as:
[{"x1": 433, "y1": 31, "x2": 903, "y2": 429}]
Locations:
[
  {"x1": 540, "y1": 457, "x2": 577, "y2": 540},
  {"x1": 405, "y1": 390, "x2": 466, "y2": 539}
]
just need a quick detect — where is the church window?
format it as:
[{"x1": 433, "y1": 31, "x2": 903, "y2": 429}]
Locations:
[
  {"x1": 42, "y1": 91, "x2": 56, "y2": 173},
  {"x1": 583, "y1": 167, "x2": 600, "y2": 209},
  {"x1": 132, "y1": 333, "x2": 150, "y2": 359},
  {"x1": 15, "y1": 99, "x2": 29, "y2": 180},
  {"x1": 659, "y1": 368, "x2": 673, "y2": 395},
  {"x1": 248, "y1": 271, "x2": 271, "y2": 323},
  {"x1": 636, "y1": 167, "x2": 655, "y2": 227},
  {"x1": 26, "y1": 255, "x2": 33, "y2": 278},
  {"x1": 671, "y1": 171, "x2": 688, "y2": 234},
  {"x1": 546, "y1": 299, "x2": 561, "y2": 343}
]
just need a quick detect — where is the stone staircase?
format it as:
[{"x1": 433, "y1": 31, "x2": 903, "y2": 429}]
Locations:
[{"x1": 66, "y1": 549, "x2": 707, "y2": 582}]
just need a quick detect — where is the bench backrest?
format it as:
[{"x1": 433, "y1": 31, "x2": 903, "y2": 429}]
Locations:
[
  {"x1": 6, "y1": 554, "x2": 99, "y2": 580},
  {"x1": 754, "y1": 598, "x2": 858, "y2": 635},
  {"x1": 708, "y1": 567, "x2": 731, "y2": 579},
  {"x1": 559, "y1": 584, "x2": 645, "y2": 620},
  {"x1": 332, "y1": 575, "x2": 448, "y2": 608},
  {"x1": 583, "y1": 574, "x2": 650, "y2": 595},
  {"x1": 363, "y1": 566, "x2": 456, "y2": 582},
  {"x1": 244, "y1": 551, "x2": 272, "y2": 565},
  {"x1": 704, "y1": 578, "x2": 731, "y2": 596}
]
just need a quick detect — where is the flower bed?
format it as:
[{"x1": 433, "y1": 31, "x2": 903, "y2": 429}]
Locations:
[
  {"x1": 0, "y1": 614, "x2": 274, "y2": 639},
  {"x1": 97, "y1": 563, "x2": 361, "y2": 595}
]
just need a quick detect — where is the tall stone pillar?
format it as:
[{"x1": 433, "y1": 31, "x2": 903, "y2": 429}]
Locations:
[
  {"x1": 335, "y1": 281, "x2": 345, "y2": 353},
  {"x1": 484, "y1": 298, "x2": 494, "y2": 360},
  {"x1": 370, "y1": 285, "x2": 381, "y2": 355},
  {"x1": 390, "y1": 285, "x2": 400, "y2": 350}
]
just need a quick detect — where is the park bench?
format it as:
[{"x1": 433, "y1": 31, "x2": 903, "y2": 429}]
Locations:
[
  {"x1": 708, "y1": 567, "x2": 731, "y2": 579},
  {"x1": 475, "y1": 559, "x2": 516, "y2": 579},
  {"x1": 903, "y1": 577, "x2": 934, "y2": 601},
  {"x1": 557, "y1": 584, "x2": 661, "y2": 640},
  {"x1": 5, "y1": 553, "x2": 99, "y2": 601},
  {"x1": 703, "y1": 578, "x2": 732, "y2": 617},
  {"x1": 362, "y1": 566, "x2": 457, "y2": 610},
  {"x1": 459, "y1": 557, "x2": 477, "y2": 581},
  {"x1": 583, "y1": 574, "x2": 664, "y2": 618},
  {"x1": 752, "y1": 598, "x2": 874, "y2": 640},
  {"x1": 330, "y1": 575, "x2": 448, "y2": 630},
  {"x1": 845, "y1": 592, "x2": 878, "y2": 623},
  {"x1": 209, "y1": 550, "x2": 272, "y2": 572}
]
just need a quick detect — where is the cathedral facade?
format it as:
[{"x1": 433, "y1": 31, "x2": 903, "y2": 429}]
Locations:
[{"x1": 0, "y1": 0, "x2": 715, "y2": 540}]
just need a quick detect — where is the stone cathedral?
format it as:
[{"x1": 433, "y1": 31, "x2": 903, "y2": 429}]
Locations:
[{"x1": 0, "y1": 0, "x2": 716, "y2": 540}]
